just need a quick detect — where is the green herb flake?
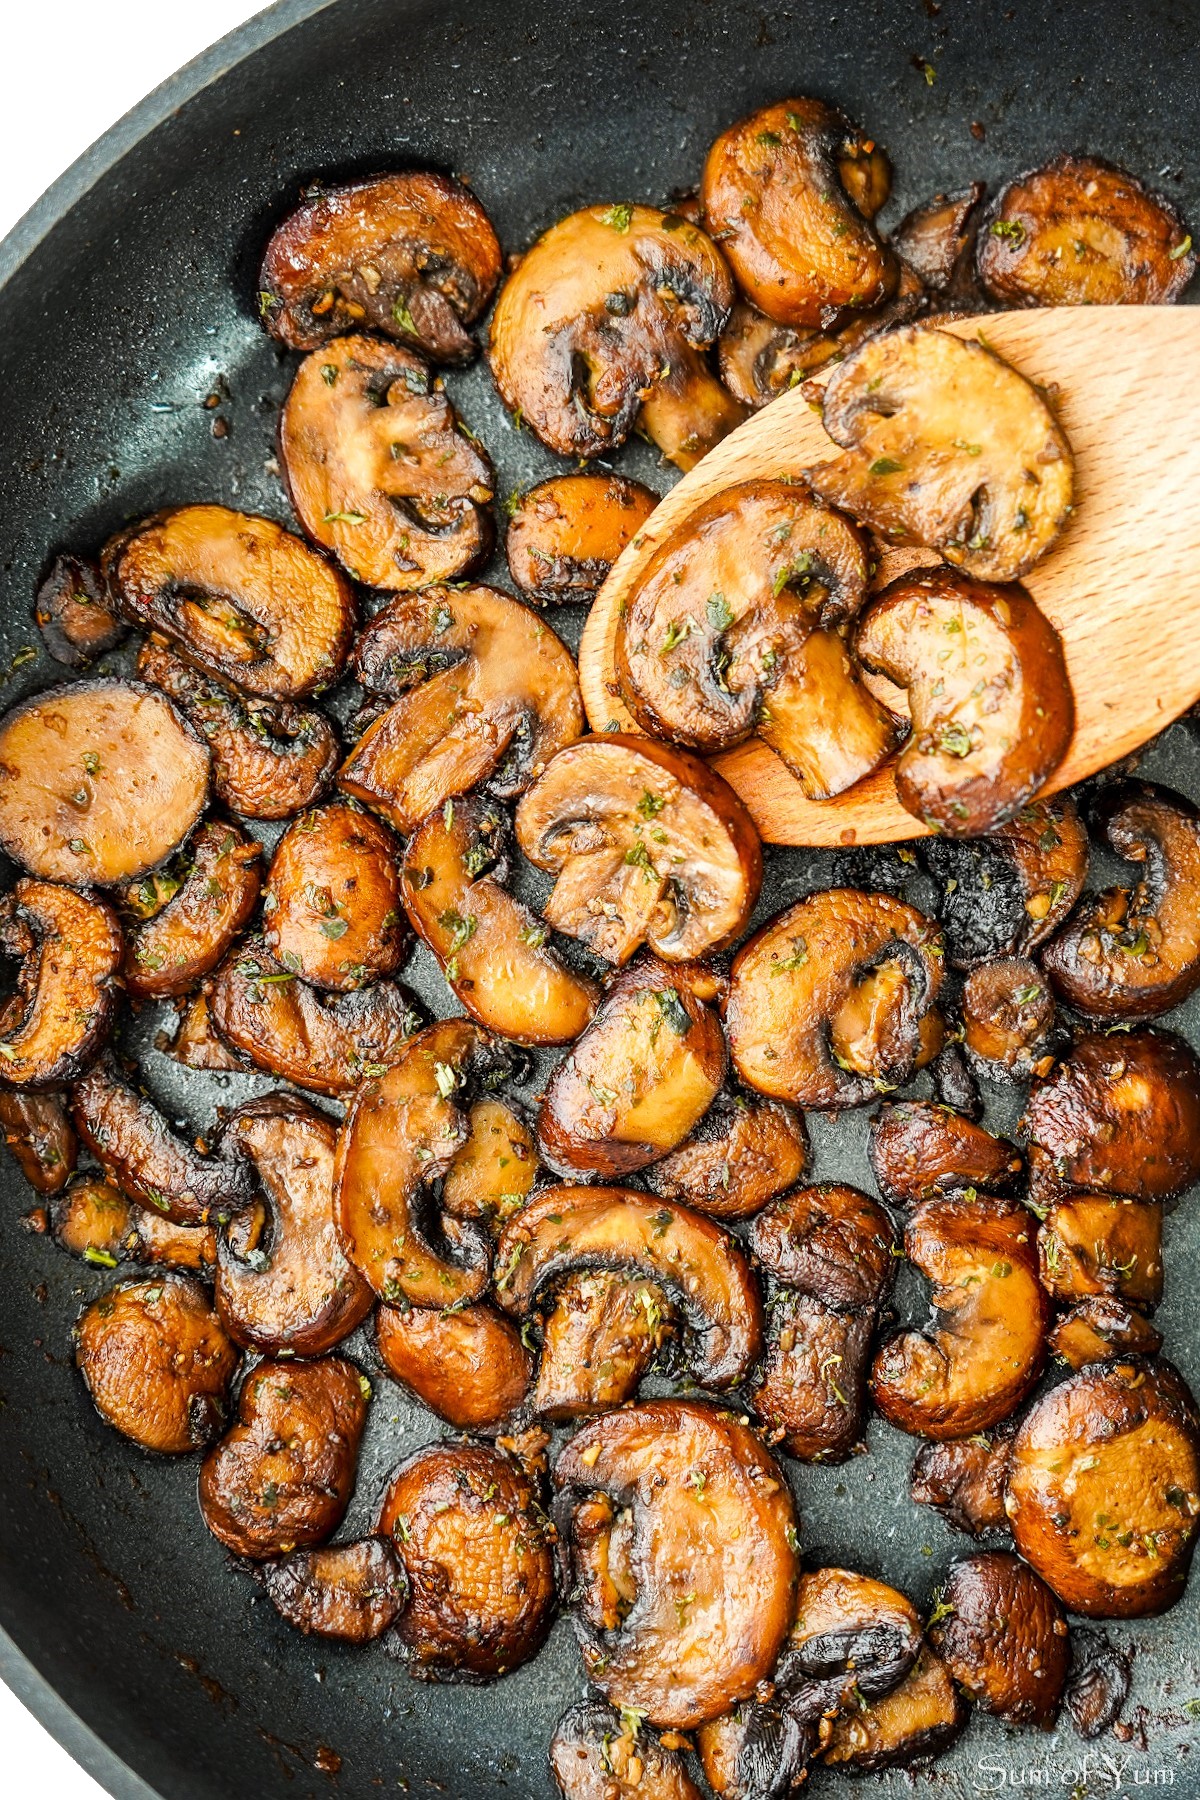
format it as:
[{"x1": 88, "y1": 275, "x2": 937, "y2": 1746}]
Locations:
[
  {"x1": 434, "y1": 1061, "x2": 458, "y2": 1100},
  {"x1": 706, "y1": 590, "x2": 734, "y2": 632},
  {"x1": 599, "y1": 203, "x2": 634, "y2": 233},
  {"x1": 868, "y1": 456, "x2": 904, "y2": 477},
  {"x1": 83, "y1": 1246, "x2": 119, "y2": 1269},
  {"x1": 322, "y1": 508, "x2": 366, "y2": 526},
  {"x1": 319, "y1": 916, "x2": 349, "y2": 939},
  {"x1": 320, "y1": 364, "x2": 339, "y2": 386},
  {"x1": 1170, "y1": 235, "x2": 1193, "y2": 261},
  {"x1": 937, "y1": 720, "x2": 973, "y2": 759}
]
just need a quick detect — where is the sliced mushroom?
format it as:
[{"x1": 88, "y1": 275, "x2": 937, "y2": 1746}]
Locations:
[
  {"x1": 35, "y1": 552, "x2": 126, "y2": 668},
  {"x1": 199, "y1": 1355, "x2": 367, "y2": 1560},
  {"x1": 928, "y1": 1551, "x2": 1069, "y2": 1727},
  {"x1": 494, "y1": 1185, "x2": 762, "y2": 1389},
  {"x1": 922, "y1": 795, "x2": 1089, "y2": 968},
  {"x1": 618, "y1": 481, "x2": 899, "y2": 801},
  {"x1": 701, "y1": 97, "x2": 896, "y2": 327},
  {"x1": 440, "y1": 1096, "x2": 539, "y2": 1232},
  {"x1": 532, "y1": 1270, "x2": 676, "y2": 1420},
  {"x1": 892, "y1": 185, "x2": 987, "y2": 300},
  {"x1": 855, "y1": 567, "x2": 1074, "y2": 835},
  {"x1": 339, "y1": 584, "x2": 583, "y2": 833},
  {"x1": 977, "y1": 156, "x2": 1195, "y2": 307},
  {"x1": 645, "y1": 1089, "x2": 808, "y2": 1221},
  {"x1": 401, "y1": 793, "x2": 598, "y2": 1046},
  {"x1": 961, "y1": 956, "x2": 1059, "y2": 1082},
  {"x1": 76, "y1": 1273, "x2": 237, "y2": 1453},
  {"x1": 752, "y1": 1184, "x2": 895, "y2": 1310},
  {"x1": 489, "y1": 205, "x2": 744, "y2": 470},
  {"x1": 136, "y1": 637, "x2": 339, "y2": 821},
  {"x1": 506, "y1": 474, "x2": 658, "y2": 606},
  {"x1": 807, "y1": 325, "x2": 1074, "y2": 584},
  {"x1": 0, "y1": 1088, "x2": 76, "y2": 1193},
  {"x1": 820, "y1": 1646, "x2": 964, "y2": 1771},
  {"x1": 121, "y1": 819, "x2": 262, "y2": 1001},
  {"x1": 264, "y1": 802, "x2": 407, "y2": 993},
  {"x1": 777, "y1": 1568, "x2": 922, "y2": 1717},
  {"x1": 106, "y1": 506, "x2": 354, "y2": 698},
  {"x1": 552, "y1": 1701, "x2": 705, "y2": 1800},
  {"x1": 515, "y1": 736, "x2": 761, "y2": 967},
  {"x1": 261, "y1": 1538, "x2": 408, "y2": 1643},
  {"x1": 930, "y1": 1040, "x2": 984, "y2": 1121},
  {"x1": 1050, "y1": 1297, "x2": 1163, "y2": 1371},
  {"x1": 51, "y1": 1174, "x2": 217, "y2": 1273},
  {"x1": 696, "y1": 1704, "x2": 813, "y2": 1800},
  {"x1": 911, "y1": 1429, "x2": 1014, "y2": 1536},
  {"x1": 259, "y1": 170, "x2": 502, "y2": 360},
  {"x1": 1038, "y1": 1196, "x2": 1163, "y2": 1308},
  {"x1": 868, "y1": 1100, "x2": 1024, "y2": 1207},
  {"x1": 872, "y1": 1193, "x2": 1049, "y2": 1439},
  {"x1": 215, "y1": 1096, "x2": 373, "y2": 1355},
  {"x1": 375, "y1": 1301, "x2": 531, "y2": 1428},
  {"x1": 280, "y1": 335, "x2": 493, "y2": 589},
  {"x1": 1065, "y1": 1635, "x2": 1133, "y2": 1740},
  {"x1": 0, "y1": 679, "x2": 210, "y2": 886},
  {"x1": 1043, "y1": 782, "x2": 1200, "y2": 1020},
  {"x1": 1006, "y1": 1357, "x2": 1200, "y2": 1617},
  {"x1": 726, "y1": 888, "x2": 944, "y2": 1110},
  {"x1": 555, "y1": 1400, "x2": 799, "y2": 1727},
  {"x1": 164, "y1": 991, "x2": 248, "y2": 1072},
  {"x1": 0, "y1": 880, "x2": 121, "y2": 1086},
  {"x1": 378, "y1": 1439, "x2": 555, "y2": 1678}
]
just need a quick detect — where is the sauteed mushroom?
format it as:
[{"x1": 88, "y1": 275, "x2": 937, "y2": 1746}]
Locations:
[
  {"x1": 868, "y1": 1100, "x2": 1023, "y2": 1207},
  {"x1": 264, "y1": 802, "x2": 407, "y2": 993},
  {"x1": 51, "y1": 1174, "x2": 217, "y2": 1273},
  {"x1": 376, "y1": 1300, "x2": 532, "y2": 1428},
  {"x1": 1050, "y1": 1297, "x2": 1163, "y2": 1371},
  {"x1": 928, "y1": 1552, "x2": 1069, "y2": 1727},
  {"x1": 35, "y1": 552, "x2": 125, "y2": 668},
  {"x1": 165, "y1": 991, "x2": 249, "y2": 1072},
  {"x1": 892, "y1": 185, "x2": 986, "y2": 299},
  {"x1": 1038, "y1": 1196, "x2": 1163, "y2": 1307},
  {"x1": 552, "y1": 1701, "x2": 704, "y2": 1800},
  {"x1": 440, "y1": 1095, "x2": 538, "y2": 1232},
  {"x1": 646, "y1": 1089, "x2": 808, "y2": 1222},
  {"x1": 531, "y1": 1270, "x2": 676, "y2": 1420},
  {"x1": 0, "y1": 1089, "x2": 76, "y2": 1193},
  {"x1": 261, "y1": 1538, "x2": 408, "y2": 1643},
  {"x1": 922, "y1": 795, "x2": 1089, "y2": 969},
  {"x1": 76, "y1": 1272, "x2": 237, "y2": 1453},
  {"x1": 696, "y1": 1704, "x2": 813, "y2": 1800},
  {"x1": 777, "y1": 1567, "x2": 922, "y2": 1718},
  {"x1": 506, "y1": 474, "x2": 658, "y2": 606},
  {"x1": 0, "y1": 879, "x2": 122, "y2": 1085},
  {"x1": 961, "y1": 957, "x2": 1059, "y2": 1082},
  {"x1": 821, "y1": 1646, "x2": 964, "y2": 1771},
  {"x1": 122, "y1": 819, "x2": 262, "y2": 1001},
  {"x1": 911, "y1": 1429, "x2": 1014, "y2": 1537}
]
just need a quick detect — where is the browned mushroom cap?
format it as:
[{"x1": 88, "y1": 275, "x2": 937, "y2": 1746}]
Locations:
[
  {"x1": 821, "y1": 1645, "x2": 965, "y2": 1771},
  {"x1": 259, "y1": 170, "x2": 502, "y2": 360},
  {"x1": 872, "y1": 1193, "x2": 1049, "y2": 1439},
  {"x1": 537, "y1": 958, "x2": 727, "y2": 1179},
  {"x1": 555, "y1": 1400, "x2": 799, "y2": 1727},
  {"x1": 166, "y1": 991, "x2": 249, "y2": 1072},
  {"x1": 923, "y1": 795, "x2": 1089, "y2": 969},
  {"x1": 855, "y1": 567, "x2": 1074, "y2": 835},
  {"x1": 0, "y1": 880, "x2": 121, "y2": 1086},
  {"x1": 280, "y1": 335, "x2": 493, "y2": 589},
  {"x1": 869, "y1": 1100, "x2": 1024, "y2": 1207},
  {"x1": 106, "y1": 507, "x2": 354, "y2": 699},
  {"x1": 506, "y1": 474, "x2": 659, "y2": 606},
  {"x1": 0, "y1": 679, "x2": 210, "y2": 886},
  {"x1": 1043, "y1": 783, "x2": 1200, "y2": 1021},
  {"x1": 929, "y1": 1551, "x2": 1069, "y2": 1727},
  {"x1": 645, "y1": 1090, "x2": 808, "y2": 1222},
  {"x1": 378, "y1": 1438, "x2": 555, "y2": 1678},
  {"x1": 376, "y1": 1300, "x2": 531, "y2": 1428},
  {"x1": 515, "y1": 736, "x2": 761, "y2": 967},
  {"x1": 778, "y1": 1568, "x2": 922, "y2": 1718},
  {"x1": 35, "y1": 553, "x2": 126, "y2": 668},
  {"x1": 263, "y1": 802, "x2": 407, "y2": 993},
  {"x1": 726, "y1": 889, "x2": 944, "y2": 1110},
  {"x1": 532, "y1": 1270, "x2": 676, "y2": 1421},
  {"x1": 199, "y1": 1355, "x2": 367, "y2": 1560},
  {"x1": 489, "y1": 206, "x2": 744, "y2": 471},
  {"x1": 1007, "y1": 1357, "x2": 1200, "y2": 1617},
  {"x1": 76, "y1": 1273, "x2": 238, "y2": 1454},
  {"x1": 338, "y1": 585, "x2": 583, "y2": 834},
  {"x1": 215, "y1": 1096, "x2": 373, "y2": 1355},
  {"x1": 494, "y1": 1185, "x2": 762, "y2": 1389},
  {"x1": 136, "y1": 638, "x2": 339, "y2": 822},
  {"x1": 51, "y1": 1174, "x2": 217, "y2": 1274},
  {"x1": 618, "y1": 481, "x2": 899, "y2": 801},
  {"x1": 261, "y1": 1537, "x2": 408, "y2": 1643},
  {"x1": 1038, "y1": 1196, "x2": 1163, "y2": 1308},
  {"x1": 1021, "y1": 1029, "x2": 1200, "y2": 1204},
  {"x1": 961, "y1": 957, "x2": 1059, "y2": 1082},
  {"x1": 807, "y1": 326, "x2": 1075, "y2": 585},
  {"x1": 552, "y1": 1701, "x2": 705, "y2": 1800},
  {"x1": 0, "y1": 1088, "x2": 76, "y2": 1193},
  {"x1": 752, "y1": 1184, "x2": 895, "y2": 1309},
  {"x1": 1050, "y1": 1298, "x2": 1164, "y2": 1371},
  {"x1": 910, "y1": 1429, "x2": 1014, "y2": 1536},
  {"x1": 696, "y1": 1703, "x2": 814, "y2": 1800},
  {"x1": 72, "y1": 1052, "x2": 256, "y2": 1226},
  {"x1": 440, "y1": 1096, "x2": 539, "y2": 1232},
  {"x1": 121, "y1": 819, "x2": 262, "y2": 1001},
  {"x1": 701, "y1": 98, "x2": 896, "y2": 329},
  {"x1": 401, "y1": 794, "x2": 598, "y2": 1046},
  {"x1": 977, "y1": 156, "x2": 1195, "y2": 307},
  {"x1": 892, "y1": 185, "x2": 987, "y2": 299}
]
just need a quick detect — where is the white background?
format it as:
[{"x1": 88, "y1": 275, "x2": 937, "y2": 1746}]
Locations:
[{"x1": 0, "y1": 5, "x2": 272, "y2": 1793}]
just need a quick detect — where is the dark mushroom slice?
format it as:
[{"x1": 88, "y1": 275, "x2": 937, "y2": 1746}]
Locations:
[
  {"x1": 494, "y1": 1185, "x2": 762, "y2": 1389},
  {"x1": 0, "y1": 880, "x2": 122, "y2": 1086},
  {"x1": 376, "y1": 1300, "x2": 532, "y2": 1428},
  {"x1": 440, "y1": 1096, "x2": 538, "y2": 1233},
  {"x1": 378, "y1": 1439, "x2": 555, "y2": 1679},
  {"x1": 0, "y1": 679, "x2": 209, "y2": 886},
  {"x1": 555, "y1": 1400, "x2": 799, "y2": 1728},
  {"x1": 930, "y1": 1040, "x2": 983, "y2": 1121},
  {"x1": 777, "y1": 1568, "x2": 922, "y2": 1718},
  {"x1": 552, "y1": 1702, "x2": 706, "y2": 1800},
  {"x1": 401, "y1": 794, "x2": 598, "y2": 1046},
  {"x1": 35, "y1": 552, "x2": 126, "y2": 668},
  {"x1": 752, "y1": 1184, "x2": 894, "y2": 1311},
  {"x1": 0, "y1": 1088, "x2": 76, "y2": 1193},
  {"x1": 106, "y1": 506, "x2": 354, "y2": 699},
  {"x1": 701, "y1": 97, "x2": 896, "y2": 328},
  {"x1": 910, "y1": 1429, "x2": 1014, "y2": 1536},
  {"x1": 618, "y1": 481, "x2": 899, "y2": 801},
  {"x1": 645, "y1": 1089, "x2": 808, "y2": 1222},
  {"x1": 891, "y1": 185, "x2": 987, "y2": 301},
  {"x1": 72, "y1": 1052, "x2": 256, "y2": 1226},
  {"x1": 261, "y1": 1538, "x2": 408, "y2": 1644},
  {"x1": 199, "y1": 1355, "x2": 367, "y2": 1560},
  {"x1": 696, "y1": 1703, "x2": 813, "y2": 1800},
  {"x1": 263, "y1": 802, "x2": 407, "y2": 993},
  {"x1": 1050, "y1": 1297, "x2": 1164, "y2": 1370},
  {"x1": 76, "y1": 1273, "x2": 238, "y2": 1454},
  {"x1": 977, "y1": 155, "x2": 1195, "y2": 307},
  {"x1": 136, "y1": 637, "x2": 339, "y2": 822},
  {"x1": 515, "y1": 736, "x2": 762, "y2": 967},
  {"x1": 51, "y1": 1174, "x2": 217, "y2": 1273},
  {"x1": 259, "y1": 169, "x2": 502, "y2": 360},
  {"x1": 820, "y1": 1646, "x2": 965, "y2": 1771},
  {"x1": 929, "y1": 1551, "x2": 1069, "y2": 1727},
  {"x1": 726, "y1": 889, "x2": 944, "y2": 1110},
  {"x1": 280, "y1": 335, "x2": 493, "y2": 589},
  {"x1": 961, "y1": 956, "x2": 1059, "y2": 1082},
  {"x1": 868, "y1": 1100, "x2": 1023, "y2": 1208},
  {"x1": 1038, "y1": 1196, "x2": 1163, "y2": 1308},
  {"x1": 872, "y1": 1193, "x2": 1049, "y2": 1439},
  {"x1": 121, "y1": 819, "x2": 262, "y2": 1001},
  {"x1": 1021, "y1": 1029, "x2": 1200, "y2": 1205},
  {"x1": 1006, "y1": 1357, "x2": 1200, "y2": 1617},
  {"x1": 339, "y1": 585, "x2": 583, "y2": 834},
  {"x1": 532, "y1": 1269, "x2": 676, "y2": 1420},
  {"x1": 922, "y1": 795, "x2": 1089, "y2": 969},
  {"x1": 806, "y1": 325, "x2": 1074, "y2": 585},
  {"x1": 506, "y1": 474, "x2": 658, "y2": 606},
  {"x1": 855, "y1": 567, "x2": 1074, "y2": 836},
  {"x1": 1043, "y1": 782, "x2": 1200, "y2": 1021},
  {"x1": 1064, "y1": 1635, "x2": 1133, "y2": 1740},
  {"x1": 165, "y1": 991, "x2": 250, "y2": 1073},
  {"x1": 489, "y1": 205, "x2": 744, "y2": 471}
]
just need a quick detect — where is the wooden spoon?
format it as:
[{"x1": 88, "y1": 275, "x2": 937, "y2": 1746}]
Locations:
[{"x1": 578, "y1": 308, "x2": 1200, "y2": 846}]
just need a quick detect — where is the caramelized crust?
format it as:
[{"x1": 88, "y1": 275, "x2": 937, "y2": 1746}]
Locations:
[{"x1": 76, "y1": 1273, "x2": 237, "y2": 1454}]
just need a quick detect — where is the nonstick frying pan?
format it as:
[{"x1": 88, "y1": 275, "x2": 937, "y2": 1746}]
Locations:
[{"x1": 2, "y1": 2, "x2": 1200, "y2": 1796}]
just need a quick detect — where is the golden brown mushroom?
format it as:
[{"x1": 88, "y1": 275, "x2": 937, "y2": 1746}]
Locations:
[
  {"x1": 778, "y1": 1568, "x2": 923, "y2": 1719},
  {"x1": 645, "y1": 1089, "x2": 808, "y2": 1222},
  {"x1": 439, "y1": 1095, "x2": 539, "y2": 1233},
  {"x1": 506, "y1": 474, "x2": 658, "y2": 606},
  {"x1": 375, "y1": 1301, "x2": 532, "y2": 1428},
  {"x1": 821, "y1": 1646, "x2": 965, "y2": 1771},
  {"x1": 263, "y1": 802, "x2": 407, "y2": 993},
  {"x1": 52, "y1": 1173, "x2": 217, "y2": 1273},
  {"x1": 928, "y1": 1552, "x2": 1069, "y2": 1727},
  {"x1": 76, "y1": 1272, "x2": 237, "y2": 1454},
  {"x1": 0, "y1": 880, "x2": 121, "y2": 1086},
  {"x1": 530, "y1": 1269, "x2": 676, "y2": 1420},
  {"x1": 910, "y1": 1429, "x2": 1014, "y2": 1537},
  {"x1": 1050, "y1": 1296, "x2": 1163, "y2": 1370},
  {"x1": 1038, "y1": 1195, "x2": 1163, "y2": 1308},
  {"x1": 552, "y1": 1701, "x2": 705, "y2": 1800},
  {"x1": 961, "y1": 956, "x2": 1060, "y2": 1082},
  {"x1": 121, "y1": 819, "x2": 262, "y2": 1001},
  {"x1": 35, "y1": 552, "x2": 126, "y2": 668},
  {"x1": 696, "y1": 1704, "x2": 814, "y2": 1800},
  {"x1": 261, "y1": 1538, "x2": 408, "y2": 1643},
  {"x1": 923, "y1": 795, "x2": 1089, "y2": 969},
  {"x1": 0, "y1": 1088, "x2": 76, "y2": 1194},
  {"x1": 868, "y1": 1100, "x2": 1024, "y2": 1207}
]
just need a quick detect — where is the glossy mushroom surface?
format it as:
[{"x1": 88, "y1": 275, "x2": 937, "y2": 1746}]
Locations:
[
  {"x1": 1050, "y1": 1297, "x2": 1164, "y2": 1370},
  {"x1": 375, "y1": 1301, "x2": 532, "y2": 1428},
  {"x1": 868, "y1": 1100, "x2": 1023, "y2": 1207},
  {"x1": 961, "y1": 956, "x2": 1059, "y2": 1082},
  {"x1": 778, "y1": 1567, "x2": 922, "y2": 1717},
  {"x1": 0, "y1": 879, "x2": 122, "y2": 1086},
  {"x1": 51, "y1": 1174, "x2": 217, "y2": 1273},
  {"x1": 1038, "y1": 1196, "x2": 1163, "y2": 1308},
  {"x1": 35, "y1": 553, "x2": 126, "y2": 669},
  {"x1": 531, "y1": 1269, "x2": 675, "y2": 1420},
  {"x1": 261, "y1": 1538, "x2": 408, "y2": 1643},
  {"x1": 929, "y1": 1552, "x2": 1068, "y2": 1727},
  {"x1": 76, "y1": 1273, "x2": 237, "y2": 1454},
  {"x1": 0, "y1": 1088, "x2": 76, "y2": 1194},
  {"x1": 439, "y1": 1095, "x2": 539, "y2": 1232},
  {"x1": 911, "y1": 1430, "x2": 1014, "y2": 1537},
  {"x1": 551, "y1": 1701, "x2": 704, "y2": 1800},
  {"x1": 892, "y1": 184, "x2": 986, "y2": 299},
  {"x1": 506, "y1": 474, "x2": 658, "y2": 606},
  {"x1": 121, "y1": 819, "x2": 262, "y2": 1001},
  {"x1": 820, "y1": 1645, "x2": 964, "y2": 1771},
  {"x1": 264, "y1": 803, "x2": 407, "y2": 993},
  {"x1": 646, "y1": 1090, "x2": 808, "y2": 1222},
  {"x1": 923, "y1": 796, "x2": 1089, "y2": 969}
]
